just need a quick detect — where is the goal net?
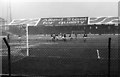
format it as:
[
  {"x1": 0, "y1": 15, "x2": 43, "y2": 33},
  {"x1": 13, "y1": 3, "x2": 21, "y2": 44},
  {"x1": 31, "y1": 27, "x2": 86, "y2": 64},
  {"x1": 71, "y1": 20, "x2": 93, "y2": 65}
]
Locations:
[{"x1": 1, "y1": 24, "x2": 29, "y2": 58}]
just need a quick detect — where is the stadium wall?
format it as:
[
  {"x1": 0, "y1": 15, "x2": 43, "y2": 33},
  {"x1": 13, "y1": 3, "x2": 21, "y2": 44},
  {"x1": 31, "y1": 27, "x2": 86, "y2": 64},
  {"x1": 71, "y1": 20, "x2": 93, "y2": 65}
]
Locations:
[
  {"x1": 28, "y1": 24, "x2": 119, "y2": 35},
  {"x1": 28, "y1": 26, "x2": 86, "y2": 34}
]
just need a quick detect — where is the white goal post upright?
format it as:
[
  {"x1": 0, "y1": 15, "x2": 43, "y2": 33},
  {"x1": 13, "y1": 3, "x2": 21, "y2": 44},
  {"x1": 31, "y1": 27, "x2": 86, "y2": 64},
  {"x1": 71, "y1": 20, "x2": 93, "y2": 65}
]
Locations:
[{"x1": 26, "y1": 24, "x2": 29, "y2": 56}]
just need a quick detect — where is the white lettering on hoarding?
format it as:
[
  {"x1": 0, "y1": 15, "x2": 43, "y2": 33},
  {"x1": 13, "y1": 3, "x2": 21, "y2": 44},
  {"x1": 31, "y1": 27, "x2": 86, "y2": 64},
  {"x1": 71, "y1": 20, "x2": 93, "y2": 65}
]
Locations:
[
  {"x1": 43, "y1": 22, "x2": 53, "y2": 25},
  {"x1": 41, "y1": 17, "x2": 88, "y2": 25}
]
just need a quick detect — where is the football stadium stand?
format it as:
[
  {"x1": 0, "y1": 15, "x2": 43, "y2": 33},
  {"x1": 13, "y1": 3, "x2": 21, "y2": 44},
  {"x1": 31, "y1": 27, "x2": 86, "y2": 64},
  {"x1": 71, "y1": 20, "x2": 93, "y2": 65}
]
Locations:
[
  {"x1": 88, "y1": 17, "x2": 119, "y2": 24},
  {"x1": 8, "y1": 17, "x2": 119, "y2": 35}
]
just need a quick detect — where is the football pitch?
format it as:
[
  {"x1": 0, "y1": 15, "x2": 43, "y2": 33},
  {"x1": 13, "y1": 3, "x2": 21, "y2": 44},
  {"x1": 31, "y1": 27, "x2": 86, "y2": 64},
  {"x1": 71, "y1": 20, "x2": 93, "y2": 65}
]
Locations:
[{"x1": 1, "y1": 34, "x2": 119, "y2": 77}]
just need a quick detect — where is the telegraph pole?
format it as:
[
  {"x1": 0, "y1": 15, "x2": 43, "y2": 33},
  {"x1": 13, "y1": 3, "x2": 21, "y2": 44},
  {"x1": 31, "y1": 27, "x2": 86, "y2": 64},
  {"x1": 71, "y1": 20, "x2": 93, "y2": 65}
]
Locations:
[
  {"x1": 9, "y1": 0, "x2": 12, "y2": 22},
  {"x1": 7, "y1": 0, "x2": 12, "y2": 23}
]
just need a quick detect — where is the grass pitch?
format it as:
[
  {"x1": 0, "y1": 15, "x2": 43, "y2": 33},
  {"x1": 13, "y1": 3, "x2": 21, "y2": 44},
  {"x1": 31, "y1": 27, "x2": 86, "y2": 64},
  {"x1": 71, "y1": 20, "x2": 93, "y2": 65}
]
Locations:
[{"x1": 2, "y1": 34, "x2": 119, "y2": 77}]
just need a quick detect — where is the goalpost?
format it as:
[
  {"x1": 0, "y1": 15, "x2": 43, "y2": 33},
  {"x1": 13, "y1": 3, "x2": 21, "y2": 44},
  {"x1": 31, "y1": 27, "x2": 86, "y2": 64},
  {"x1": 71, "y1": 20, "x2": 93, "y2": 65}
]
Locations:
[
  {"x1": 5, "y1": 24, "x2": 29, "y2": 56},
  {"x1": 26, "y1": 24, "x2": 29, "y2": 56},
  {"x1": 21, "y1": 24, "x2": 29, "y2": 56}
]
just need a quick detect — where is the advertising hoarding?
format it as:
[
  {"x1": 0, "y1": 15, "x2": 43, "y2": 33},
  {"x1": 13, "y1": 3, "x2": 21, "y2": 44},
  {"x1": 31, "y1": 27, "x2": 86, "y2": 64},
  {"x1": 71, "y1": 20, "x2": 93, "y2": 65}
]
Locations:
[{"x1": 38, "y1": 17, "x2": 88, "y2": 26}]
